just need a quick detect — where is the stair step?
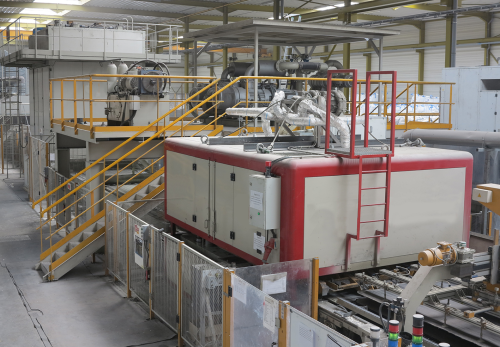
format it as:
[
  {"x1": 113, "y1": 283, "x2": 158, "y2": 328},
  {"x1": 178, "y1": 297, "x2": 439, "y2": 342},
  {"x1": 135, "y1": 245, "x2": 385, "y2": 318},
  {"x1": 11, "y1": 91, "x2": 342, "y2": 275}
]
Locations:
[
  {"x1": 81, "y1": 231, "x2": 94, "y2": 240},
  {"x1": 54, "y1": 251, "x2": 67, "y2": 260},
  {"x1": 67, "y1": 242, "x2": 80, "y2": 250},
  {"x1": 40, "y1": 261, "x2": 51, "y2": 275},
  {"x1": 135, "y1": 193, "x2": 146, "y2": 201},
  {"x1": 147, "y1": 185, "x2": 159, "y2": 193},
  {"x1": 158, "y1": 175, "x2": 164, "y2": 185},
  {"x1": 94, "y1": 222, "x2": 105, "y2": 231}
]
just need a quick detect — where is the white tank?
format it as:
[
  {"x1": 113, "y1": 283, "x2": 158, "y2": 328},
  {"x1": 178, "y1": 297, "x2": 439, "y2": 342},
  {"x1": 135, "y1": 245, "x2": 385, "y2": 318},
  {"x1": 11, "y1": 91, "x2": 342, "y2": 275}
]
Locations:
[
  {"x1": 117, "y1": 62, "x2": 128, "y2": 75},
  {"x1": 107, "y1": 62, "x2": 117, "y2": 92}
]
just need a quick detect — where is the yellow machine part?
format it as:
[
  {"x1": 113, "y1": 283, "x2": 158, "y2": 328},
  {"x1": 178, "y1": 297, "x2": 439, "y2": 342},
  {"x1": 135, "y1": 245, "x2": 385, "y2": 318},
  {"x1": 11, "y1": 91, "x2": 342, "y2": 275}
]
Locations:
[
  {"x1": 474, "y1": 184, "x2": 500, "y2": 216},
  {"x1": 418, "y1": 241, "x2": 456, "y2": 266}
]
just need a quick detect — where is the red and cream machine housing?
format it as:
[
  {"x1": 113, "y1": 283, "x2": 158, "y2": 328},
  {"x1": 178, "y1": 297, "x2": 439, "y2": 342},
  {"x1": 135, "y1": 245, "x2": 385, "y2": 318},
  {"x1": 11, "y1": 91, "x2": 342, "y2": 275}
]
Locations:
[{"x1": 164, "y1": 137, "x2": 472, "y2": 275}]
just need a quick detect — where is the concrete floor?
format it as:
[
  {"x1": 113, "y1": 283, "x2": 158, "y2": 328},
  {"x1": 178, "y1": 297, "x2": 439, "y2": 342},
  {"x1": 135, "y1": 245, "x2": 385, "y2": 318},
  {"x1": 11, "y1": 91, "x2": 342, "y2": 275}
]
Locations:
[{"x1": 0, "y1": 172, "x2": 177, "y2": 347}]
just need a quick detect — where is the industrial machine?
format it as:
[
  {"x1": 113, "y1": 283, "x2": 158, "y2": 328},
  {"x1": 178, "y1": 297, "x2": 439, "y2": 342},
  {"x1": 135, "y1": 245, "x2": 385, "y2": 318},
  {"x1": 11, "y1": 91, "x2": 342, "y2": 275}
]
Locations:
[
  {"x1": 165, "y1": 69, "x2": 473, "y2": 277},
  {"x1": 188, "y1": 59, "x2": 351, "y2": 121},
  {"x1": 105, "y1": 60, "x2": 171, "y2": 126},
  {"x1": 182, "y1": 264, "x2": 223, "y2": 347},
  {"x1": 164, "y1": 138, "x2": 472, "y2": 275},
  {"x1": 315, "y1": 183, "x2": 500, "y2": 346}
]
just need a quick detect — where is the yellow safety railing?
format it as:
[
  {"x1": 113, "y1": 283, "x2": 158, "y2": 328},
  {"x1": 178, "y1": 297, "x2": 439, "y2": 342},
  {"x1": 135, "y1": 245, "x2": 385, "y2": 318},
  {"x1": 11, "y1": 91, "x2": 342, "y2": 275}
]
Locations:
[
  {"x1": 36, "y1": 77, "x2": 221, "y2": 264},
  {"x1": 49, "y1": 74, "x2": 217, "y2": 138}
]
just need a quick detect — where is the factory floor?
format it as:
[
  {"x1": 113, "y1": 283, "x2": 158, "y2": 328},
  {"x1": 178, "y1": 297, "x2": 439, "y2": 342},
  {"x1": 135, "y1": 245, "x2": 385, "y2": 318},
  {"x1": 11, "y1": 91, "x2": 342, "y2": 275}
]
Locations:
[{"x1": 0, "y1": 172, "x2": 177, "y2": 347}]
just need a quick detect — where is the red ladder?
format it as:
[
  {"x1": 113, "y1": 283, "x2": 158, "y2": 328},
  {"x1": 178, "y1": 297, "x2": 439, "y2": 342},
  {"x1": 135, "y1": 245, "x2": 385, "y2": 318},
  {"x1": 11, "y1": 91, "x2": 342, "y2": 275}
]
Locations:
[{"x1": 325, "y1": 69, "x2": 397, "y2": 270}]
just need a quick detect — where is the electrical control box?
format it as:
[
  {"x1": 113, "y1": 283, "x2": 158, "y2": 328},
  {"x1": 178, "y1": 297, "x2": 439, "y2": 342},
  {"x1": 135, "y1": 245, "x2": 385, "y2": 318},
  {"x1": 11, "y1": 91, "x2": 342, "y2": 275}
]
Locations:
[{"x1": 249, "y1": 175, "x2": 281, "y2": 230}]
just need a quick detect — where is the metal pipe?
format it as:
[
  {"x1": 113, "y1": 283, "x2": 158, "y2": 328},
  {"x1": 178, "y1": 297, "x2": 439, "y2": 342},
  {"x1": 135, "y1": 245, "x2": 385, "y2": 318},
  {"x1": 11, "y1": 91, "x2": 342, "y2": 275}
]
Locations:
[
  {"x1": 401, "y1": 129, "x2": 500, "y2": 148},
  {"x1": 277, "y1": 61, "x2": 328, "y2": 71},
  {"x1": 378, "y1": 37, "x2": 383, "y2": 117},
  {"x1": 254, "y1": 28, "x2": 258, "y2": 108}
]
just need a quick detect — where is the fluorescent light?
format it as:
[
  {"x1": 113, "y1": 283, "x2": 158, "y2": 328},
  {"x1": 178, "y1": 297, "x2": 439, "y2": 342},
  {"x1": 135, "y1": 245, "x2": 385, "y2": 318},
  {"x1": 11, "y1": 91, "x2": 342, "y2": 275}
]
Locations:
[
  {"x1": 21, "y1": 8, "x2": 58, "y2": 15},
  {"x1": 9, "y1": 18, "x2": 39, "y2": 24},
  {"x1": 316, "y1": 6, "x2": 335, "y2": 11},
  {"x1": 178, "y1": 36, "x2": 183, "y2": 39},
  {"x1": 34, "y1": 0, "x2": 84, "y2": 4},
  {"x1": 317, "y1": 2, "x2": 358, "y2": 10}
]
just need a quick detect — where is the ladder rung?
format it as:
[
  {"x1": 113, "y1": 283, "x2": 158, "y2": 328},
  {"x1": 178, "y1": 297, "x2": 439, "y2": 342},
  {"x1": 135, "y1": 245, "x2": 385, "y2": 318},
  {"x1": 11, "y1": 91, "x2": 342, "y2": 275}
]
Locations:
[
  {"x1": 362, "y1": 170, "x2": 388, "y2": 174},
  {"x1": 360, "y1": 219, "x2": 386, "y2": 224},
  {"x1": 361, "y1": 203, "x2": 387, "y2": 207},
  {"x1": 361, "y1": 186, "x2": 387, "y2": 190}
]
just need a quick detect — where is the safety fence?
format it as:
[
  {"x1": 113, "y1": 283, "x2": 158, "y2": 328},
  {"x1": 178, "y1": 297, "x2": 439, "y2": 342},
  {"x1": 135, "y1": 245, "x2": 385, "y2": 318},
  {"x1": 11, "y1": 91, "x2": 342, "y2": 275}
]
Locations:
[
  {"x1": 1, "y1": 124, "x2": 28, "y2": 178},
  {"x1": 104, "y1": 200, "x2": 366, "y2": 347}
]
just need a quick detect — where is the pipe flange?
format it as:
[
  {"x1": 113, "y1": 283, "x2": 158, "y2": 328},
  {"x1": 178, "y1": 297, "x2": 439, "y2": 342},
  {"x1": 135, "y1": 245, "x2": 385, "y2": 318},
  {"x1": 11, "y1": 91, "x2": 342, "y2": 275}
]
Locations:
[
  {"x1": 275, "y1": 59, "x2": 287, "y2": 73},
  {"x1": 238, "y1": 128, "x2": 249, "y2": 136}
]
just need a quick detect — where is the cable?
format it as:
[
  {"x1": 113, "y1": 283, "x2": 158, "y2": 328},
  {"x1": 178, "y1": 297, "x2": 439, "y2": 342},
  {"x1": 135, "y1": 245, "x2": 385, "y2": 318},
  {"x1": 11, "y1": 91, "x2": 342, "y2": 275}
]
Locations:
[
  {"x1": 326, "y1": 334, "x2": 342, "y2": 347},
  {"x1": 379, "y1": 302, "x2": 390, "y2": 333},
  {"x1": 125, "y1": 338, "x2": 174, "y2": 347},
  {"x1": 1, "y1": 262, "x2": 53, "y2": 346}
]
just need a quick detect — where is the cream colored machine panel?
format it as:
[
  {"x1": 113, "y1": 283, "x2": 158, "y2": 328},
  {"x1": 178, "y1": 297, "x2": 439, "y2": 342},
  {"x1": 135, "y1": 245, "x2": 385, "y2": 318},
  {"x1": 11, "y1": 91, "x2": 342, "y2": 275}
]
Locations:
[
  {"x1": 303, "y1": 168, "x2": 466, "y2": 268},
  {"x1": 166, "y1": 152, "x2": 210, "y2": 233},
  {"x1": 214, "y1": 162, "x2": 235, "y2": 245},
  {"x1": 233, "y1": 167, "x2": 280, "y2": 263}
]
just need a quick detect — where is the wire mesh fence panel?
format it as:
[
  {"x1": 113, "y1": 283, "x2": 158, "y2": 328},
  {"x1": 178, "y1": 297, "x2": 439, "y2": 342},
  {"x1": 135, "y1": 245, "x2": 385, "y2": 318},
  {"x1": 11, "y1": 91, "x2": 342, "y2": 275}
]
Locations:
[
  {"x1": 151, "y1": 230, "x2": 179, "y2": 332},
  {"x1": 75, "y1": 185, "x2": 89, "y2": 228},
  {"x1": 288, "y1": 305, "x2": 357, "y2": 347},
  {"x1": 181, "y1": 245, "x2": 224, "y2": 347},
  {"x1": 106, "y1": 201, "x2": 115, "y2": 275},
  {"x1": 30, "y1": 137, "x2": 40, "y2": 202},
  {"x1": 231, "y1": 274, "x2": 279, "y2": 347},
  {"x1": 22, "y1": 125, "x2": 30, "y2": 189},
  {"x1": 55, "y1": 173, "x2": 66, "y2": 229},
  {"x1": 128, "y1": 213, "x2": 150, "y2": 304},
  {"x1": 235, "y1": 259, "x2": 313, "y2": 316},
  {"x1": 66, "y1": 181, "x2": 76, "y2": 232},
  {"x1": 116, "y1": 206, "x2": 128, "y2": 283}
]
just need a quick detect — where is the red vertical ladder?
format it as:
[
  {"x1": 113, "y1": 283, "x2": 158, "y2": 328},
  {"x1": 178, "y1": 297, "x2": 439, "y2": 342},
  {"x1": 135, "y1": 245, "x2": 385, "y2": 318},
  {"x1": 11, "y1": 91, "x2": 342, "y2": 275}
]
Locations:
[{"x1": 325, "y1": 69, "x2": 397, "y2": 270}]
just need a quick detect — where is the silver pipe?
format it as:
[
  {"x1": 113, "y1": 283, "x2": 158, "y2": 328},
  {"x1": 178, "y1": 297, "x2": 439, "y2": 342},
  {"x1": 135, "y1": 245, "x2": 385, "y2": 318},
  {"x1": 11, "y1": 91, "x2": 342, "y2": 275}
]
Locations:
[
  {"x1": 254, "y1": 28, "x2": 258, "y2": 108},
  {"x1": 378, "y1": 37, "x2": 383, "y2": 117},
  {"x1": 401, "y1": 129, "x2": 500, "y2": 148}
]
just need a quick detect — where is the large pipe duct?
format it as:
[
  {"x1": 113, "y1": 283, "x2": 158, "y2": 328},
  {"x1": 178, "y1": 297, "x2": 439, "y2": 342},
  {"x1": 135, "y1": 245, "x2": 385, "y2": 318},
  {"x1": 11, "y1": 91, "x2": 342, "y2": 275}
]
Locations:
[
  {"x1": 402, "y1": 129, "x2": 500, "y2": 148},
  {"x1": 226, "y1": 91, "x2": 352, "y2": 147}
]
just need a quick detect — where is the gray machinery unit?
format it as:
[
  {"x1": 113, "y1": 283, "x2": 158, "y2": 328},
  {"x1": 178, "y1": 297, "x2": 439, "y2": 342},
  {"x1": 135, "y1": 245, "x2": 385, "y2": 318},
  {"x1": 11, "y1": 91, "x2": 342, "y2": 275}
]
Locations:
[
  {"x1": 323, "y1": 241, "x2": 500, "y2": 347},
  {"x1": 105, "y1": 60, "x2": 171, "y2": 126},
  {"x1": 188, "y1": 59, "x2": 351, "y2": 120}
]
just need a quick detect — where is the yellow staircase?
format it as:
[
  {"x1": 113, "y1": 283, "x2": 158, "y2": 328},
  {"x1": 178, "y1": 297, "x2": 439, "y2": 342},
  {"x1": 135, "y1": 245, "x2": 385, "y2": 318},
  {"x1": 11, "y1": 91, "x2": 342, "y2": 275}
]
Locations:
[
  {"x1": 32, "y1": 77, "x2": 229, "y2": 281},
  {"x1": 37, "y1": 170, "x2": 164, "y2": 281}
]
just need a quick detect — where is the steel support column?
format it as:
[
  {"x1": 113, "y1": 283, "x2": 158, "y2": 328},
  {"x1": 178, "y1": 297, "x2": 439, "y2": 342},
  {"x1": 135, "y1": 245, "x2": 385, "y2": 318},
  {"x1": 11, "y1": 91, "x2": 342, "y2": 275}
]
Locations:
[
  {"x1": 183, "y1": 19, "x2": 190, "y2": 94},
  {"x1": 445, "y1": 0, "x2": 458, "y2": 68},
  {"x1": 209, "y1": 52, "x2": 215, "y2": 77},
  {"x1": 254, "y1": 28, "x2": 259, "y2": 107},
  {"x1": 363, "y1": 42, "x2": 372, "y2": 72},
  {"x1": 222, "y1": 7, "x2": 229, "y2": 70},
  {"x1": 273, "y1": 0, "x2": 281, "y2": 60},
  {"x1": 417, "y1": 22, "x2": 425, "y2": 94},
  {"x1": 484, "y1": 13, "x2": 493, "y2": 66}
]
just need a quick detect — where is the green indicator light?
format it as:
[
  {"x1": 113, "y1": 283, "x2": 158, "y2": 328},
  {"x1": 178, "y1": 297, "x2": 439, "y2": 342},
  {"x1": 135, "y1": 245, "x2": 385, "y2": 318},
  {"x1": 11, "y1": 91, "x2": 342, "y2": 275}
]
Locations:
[
  {"x1": 388, "y1": 333, "x2": 399, "y2": 341},
  {"x1": 258, "y1": 212, "x2": 260, "y2": 215},
  {"x1": 412, "y1": 336, "x2": 423, "y2": 343}
]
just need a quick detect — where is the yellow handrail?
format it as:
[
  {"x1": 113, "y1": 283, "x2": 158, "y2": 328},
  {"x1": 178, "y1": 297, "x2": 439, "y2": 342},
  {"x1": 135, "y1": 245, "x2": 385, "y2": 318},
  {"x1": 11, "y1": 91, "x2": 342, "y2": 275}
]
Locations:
[
  {"x1": 33, "y1": 78, "x2": 219, "y2": 210},
  {"x1": 167, "y1": 101, "x2": 223, "y2": 138},
  {"x1": 45, "y1": 156, "x2": 164, "y2": 240},
  {"x1": 38, "y1": 139, "x2": 166, "y2": 230}
]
